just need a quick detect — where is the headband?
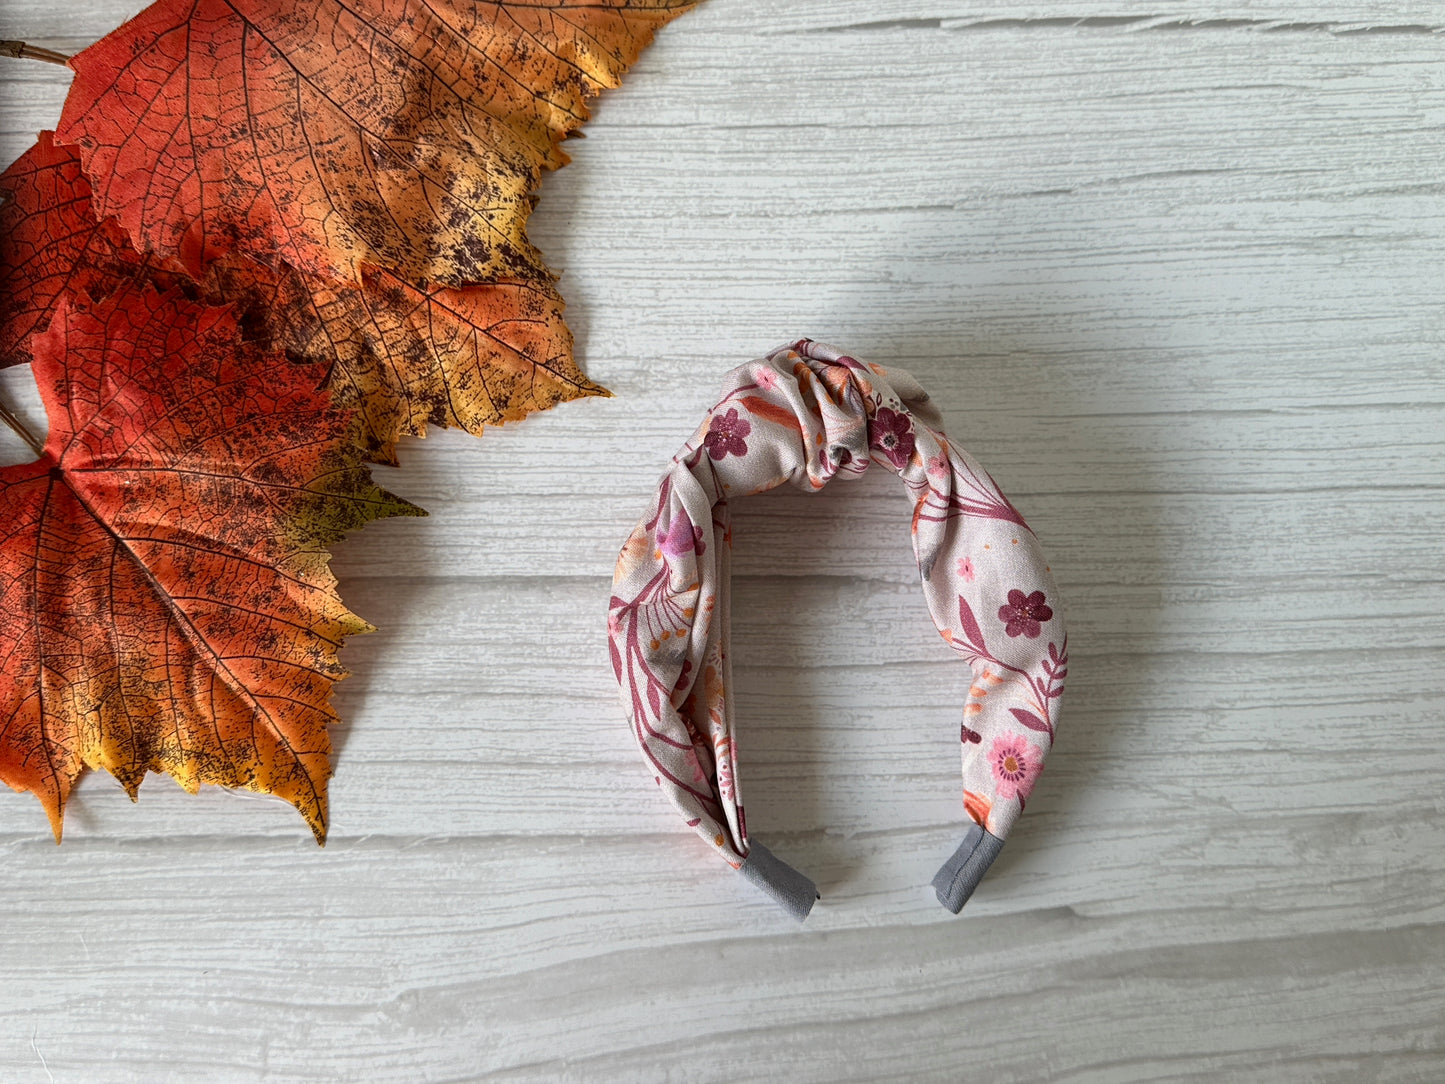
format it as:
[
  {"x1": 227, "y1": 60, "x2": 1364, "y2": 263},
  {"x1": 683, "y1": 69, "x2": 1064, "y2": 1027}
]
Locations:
[{"x1": 608, "y1": 340, "x2": 1066, "y2": 919}]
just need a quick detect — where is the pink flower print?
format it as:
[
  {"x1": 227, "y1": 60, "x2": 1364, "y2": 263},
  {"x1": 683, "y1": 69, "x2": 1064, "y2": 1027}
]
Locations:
[
  {"x1": 683, "y1": 747, "x2": 707, "y2": 784},
  {"x1": 703, "y1": 408, "x2": 751, "y2": 460},
  {"x1": 754, "y1": 366, "x2": 778, "y2": 391},
  {"x1": 658, "y1": 513, "x2": 705, "y2": 559},
  {"x1": 998, "y1": 589, "x2": 1053, "y2": 639},
  {"x1": 956, "y1": 557, "x2": 976, "y2": 583},
  {"x1": 926, "y1": 455, "x2": 948, "y2": 478},
  {"x1": 989, "y1": 736, "x2": 1040, "y2": 801},
  {"x1": 869, "y1": 407, "x2": 916, "y2": 469}
]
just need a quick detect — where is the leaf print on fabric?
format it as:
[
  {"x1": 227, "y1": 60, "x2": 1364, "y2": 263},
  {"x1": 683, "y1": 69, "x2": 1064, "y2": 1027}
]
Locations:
[
  {"x1": 953, "y1": 597, "x2": 1065, "y2": 741},
  {"x1": 998, "y1": 589, "x2": 1054, "y2": 639},
  {"x1": 738, "y1": 395, "x2": 805, "y2": 436},
  {"x1": 869, "y1": 406, "x2": 916, "y2": 469},
  {"x1": 1009, "y1": 707, "x2": 1053, "y2": 734},
  {"x1": 964, "y1": 790, "x2": 993, "y2": 827},
  {"x1": 989, "y1": 736, "x2": 1041, "y2": 801},
  {"x1": 716, "y1": 736, "x2": 736, "y2": 801},
  {"x1": 912, "y1": 443, "x2": 1031, "y2": 530},
  {"x1": 956, "y1": 596, "x2": 991, "y2": 656},
  {"x1": 703, "y1": 408, "x2": 751, "y2": 460}
]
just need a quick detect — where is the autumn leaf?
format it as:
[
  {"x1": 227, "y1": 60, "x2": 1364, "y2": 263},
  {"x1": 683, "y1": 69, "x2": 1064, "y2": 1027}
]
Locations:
[
  {"x1": 209, "y1": 259, "x2": 601, "y2": 462},
  {"x1": 55, "y1": 0, "x2": 697, "y2": 287},
  {"x1": 0, "y1": 282, "x2": 421, "y2": 841},
  {"x1": 0, "y1": 134, "x2": 605, "y2": 460},
  {"x1": 0, "y1": 132, "x2": 177, "y2": 365},
  {"x1": 0, "y1": 0, "x2": 689, "y2": 839}
]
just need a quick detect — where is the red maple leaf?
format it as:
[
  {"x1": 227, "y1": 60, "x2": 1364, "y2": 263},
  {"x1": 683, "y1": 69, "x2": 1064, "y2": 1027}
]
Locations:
[{"x1": 0, "y1": 282, "x2": 419, "y2": 840}]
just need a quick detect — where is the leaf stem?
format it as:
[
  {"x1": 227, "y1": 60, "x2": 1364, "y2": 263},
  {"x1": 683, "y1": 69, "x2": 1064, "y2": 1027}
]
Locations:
[
  {"x1": 0, "y1": 399, "x2": 45, "y2": 458},
  {"x1": 0, "y1": 41, "x2": 71, "y2": 66}
]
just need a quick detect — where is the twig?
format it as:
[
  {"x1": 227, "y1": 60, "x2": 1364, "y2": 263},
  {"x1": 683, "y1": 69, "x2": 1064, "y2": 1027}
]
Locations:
[
  {"x1": 0, "y1": 398, "x2": 45, "y2": 458},
  {"x1": 0, "y1": 40, "x2": 71, "y2": 66}
]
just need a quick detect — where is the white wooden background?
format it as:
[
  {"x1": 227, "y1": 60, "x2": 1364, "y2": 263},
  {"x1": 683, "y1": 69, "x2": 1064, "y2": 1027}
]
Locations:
[{"x1": 1, "y1": 1, "x2": 1442, "y2": 1080}]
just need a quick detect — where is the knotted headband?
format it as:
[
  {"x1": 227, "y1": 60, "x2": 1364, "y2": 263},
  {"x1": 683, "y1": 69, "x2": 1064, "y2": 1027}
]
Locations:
[{"x1": 608, "y1": 340, "x2": 1067, "y2": 920}]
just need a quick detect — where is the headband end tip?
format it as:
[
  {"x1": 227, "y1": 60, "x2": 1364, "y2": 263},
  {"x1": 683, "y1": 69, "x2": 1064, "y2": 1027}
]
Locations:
[
  {"x1": 739, "y1": 839, "x2": 818, "y2": 922},
  {"x1": 932, "y1": 825, "x2": 1006, "y2": 915}
]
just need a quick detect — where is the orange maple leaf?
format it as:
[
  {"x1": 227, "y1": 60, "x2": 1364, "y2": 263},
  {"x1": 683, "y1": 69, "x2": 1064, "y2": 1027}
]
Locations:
[
  {"x1": 1, "y1": 133, "x2": 605, "y2": 461},
  {"x1": 55, "y1": 0, "x2": 697, "y2": 287},
  {"x1": 210, "y1": 258, "x2": 602, "y2": 462},
  {"x1": 0, "y1": 282, "x2": 420, "y2": 841}
]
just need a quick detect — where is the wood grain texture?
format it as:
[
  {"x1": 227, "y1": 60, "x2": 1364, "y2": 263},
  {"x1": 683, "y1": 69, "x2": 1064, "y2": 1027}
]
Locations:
[{"x1": 0, "y1": 0, "x2": 1442, "y2": 1080}]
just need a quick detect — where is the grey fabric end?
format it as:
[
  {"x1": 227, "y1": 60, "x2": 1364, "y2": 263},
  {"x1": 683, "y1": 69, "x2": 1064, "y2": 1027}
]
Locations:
[
  {"x1": 932, "y1": 823, "x2": 1006, "y2": 914},
  {"x1": 739, "y1": 841, "x2": 818, "y2": 922}
]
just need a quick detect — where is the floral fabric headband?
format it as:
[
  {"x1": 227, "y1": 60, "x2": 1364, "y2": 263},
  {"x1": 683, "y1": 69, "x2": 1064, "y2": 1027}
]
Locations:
[{"x1": 607, "y1": 340, "x2": 1067, "y2": 919}]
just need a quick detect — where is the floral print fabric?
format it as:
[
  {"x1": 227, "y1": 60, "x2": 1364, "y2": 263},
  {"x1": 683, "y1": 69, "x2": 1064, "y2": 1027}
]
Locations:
[{"x1": 608, "y1": 340, "x2": 1066, "y2": 888}]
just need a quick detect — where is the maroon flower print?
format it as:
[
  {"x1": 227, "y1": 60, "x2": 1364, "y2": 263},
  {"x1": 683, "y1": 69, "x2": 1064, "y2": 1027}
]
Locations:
[
  {"x1": 997, "y1": 589, "x2": 1053, "y2": 639},
  {"x1": 870, "y1": 407, "x2": 916, "y2": 469},
  {"x1": 703, "y1": 408, "x2": 751, "y2": 460}
]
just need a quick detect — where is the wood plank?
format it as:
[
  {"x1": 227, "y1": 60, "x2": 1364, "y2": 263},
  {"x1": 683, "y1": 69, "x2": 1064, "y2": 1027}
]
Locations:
[{"x1": 1, "y1": 839, "x2": 1442, "y2": 1077}]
